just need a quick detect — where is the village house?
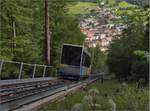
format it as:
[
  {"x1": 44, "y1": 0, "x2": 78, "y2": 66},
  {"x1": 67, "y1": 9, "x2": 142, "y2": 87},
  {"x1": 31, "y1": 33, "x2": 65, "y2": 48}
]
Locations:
[{"x1": 80, "y1": 6, "x2": 127, "y2": 52}]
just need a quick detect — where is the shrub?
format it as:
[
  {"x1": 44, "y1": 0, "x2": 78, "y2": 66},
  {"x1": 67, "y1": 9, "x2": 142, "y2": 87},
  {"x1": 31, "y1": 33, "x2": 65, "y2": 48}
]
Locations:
[{"x1": 131, "y1": 51, "x2": 149, "y2": 81}]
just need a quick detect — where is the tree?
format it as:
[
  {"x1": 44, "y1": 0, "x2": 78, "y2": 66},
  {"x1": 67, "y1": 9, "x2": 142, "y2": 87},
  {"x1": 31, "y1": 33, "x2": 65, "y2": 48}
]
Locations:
[
  {"x1": 0, "y1": 0, "x2": 37, "y2": 62},
  {"x1": 44, "y1": 0, "x2": 51, "y2": 65},
  {"x1": 0, "y1": 0, "x2": 86, "y2": 79},
  {"x1": 89, "y1": 46, "x2": 106, "y2": 73},
  {"x1": 50, "y1": 15, "x2": 85, "y2": 66},
  {"x1": 107, "y1": 24, "x2": 145, "y2": 79},
  {"x1": 107, "y1": 5, "x2": 149, "y2": 81},
  {"x1": 131, "y1": 51, "x2": 149, "y2": 81},
  {"x1": 0, "y1": 0, "x2": 44, "y2": 79},
  {"x1": 142, "y1": 5, "x2": 149, "y2": 52}
]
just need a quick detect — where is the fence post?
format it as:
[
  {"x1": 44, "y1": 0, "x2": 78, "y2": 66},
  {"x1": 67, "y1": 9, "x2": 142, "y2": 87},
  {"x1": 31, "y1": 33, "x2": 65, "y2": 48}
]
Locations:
[
  {"x1": 43, "y1": 65, "x2": 46, "y2": 77},
  {"x1": 0, "y1": 60, "x2": 4, "y2": 79},
  {"x1": 18, "y1": 62, "x2": 23, "y2": 79},
  {"x1": 32, "y1": 64, "x2": 37, "y2": 78}
]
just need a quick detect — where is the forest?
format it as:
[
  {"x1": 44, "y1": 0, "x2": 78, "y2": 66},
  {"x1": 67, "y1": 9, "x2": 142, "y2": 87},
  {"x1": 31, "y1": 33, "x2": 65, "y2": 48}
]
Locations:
[
  {"x1": 0, "y1": 0, "x2": 87, "y2": 79},
  {"x1": 0, "y1": 0, "x2": 149, "y2": 82},
  {"x1": 107, "y1": 0, "x2": 149, "y2": 82},
  {"x1": 0, "y1": 0, "x2": 149, "y2": 111}
]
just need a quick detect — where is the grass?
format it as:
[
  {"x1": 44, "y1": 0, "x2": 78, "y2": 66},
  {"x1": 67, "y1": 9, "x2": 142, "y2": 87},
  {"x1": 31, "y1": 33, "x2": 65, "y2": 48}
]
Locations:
[
  {"x1": 67, "y1": 2, "x2": 97, "y2": 15},
  {"x1": 117, "y1": 1, "x2": 137, "y2": 8},
  {"x1": 39, "y1": 79, "x2": 149, "y2": 111},
  {"x1": 41, "y1": 91, "x2": 85, "y2": 111},
  {"x1": 111, "y1": 1, "x2": 137, "y2": 10},
  {"x1": 107, "y1": 0, "x2": 117, "y2": 6}
]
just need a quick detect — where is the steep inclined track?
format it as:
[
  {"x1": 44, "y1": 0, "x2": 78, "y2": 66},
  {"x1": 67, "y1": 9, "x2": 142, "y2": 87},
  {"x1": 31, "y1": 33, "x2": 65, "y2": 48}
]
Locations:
[
  {"x1": 0, "y1": 76, "x2": 100, "y2": 111},
  {"x1": 0, "y1": 77, "x2": 65, "y2": 103},
  {"x1": 0, "y1": 77, "x2": 75, "y2": 111},
  {"x1": 0, "y1": 77, "x2": 58, "y2": 87}
]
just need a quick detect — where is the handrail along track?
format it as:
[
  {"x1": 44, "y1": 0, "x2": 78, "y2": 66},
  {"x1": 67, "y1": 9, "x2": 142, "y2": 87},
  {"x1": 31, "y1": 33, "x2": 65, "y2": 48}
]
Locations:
[
  {"x1": 0, "y1": 60, "x2": 104, "y2": 111},
  {"x1": 0, "y1": 75, "x2": 102, "y2": 111}
]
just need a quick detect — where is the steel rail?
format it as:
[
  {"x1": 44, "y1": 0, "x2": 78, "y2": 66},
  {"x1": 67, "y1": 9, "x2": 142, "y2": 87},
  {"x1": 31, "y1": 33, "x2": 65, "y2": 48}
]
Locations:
[
  {"x1": 0, "y1": 78, "x2": 99, "y2": 111},
  {"x1": 0, "y1": 78, "x2": 64, "y2": 103},
  {"x1": 1, "y1": 82, "x2": 67, "y2": 104},
  {"x1": 0, "y1": 77, "x2": 57, "y2": 87},
  {"x1": 0, "y1": 83, "x2": 53, "y2": 101}
]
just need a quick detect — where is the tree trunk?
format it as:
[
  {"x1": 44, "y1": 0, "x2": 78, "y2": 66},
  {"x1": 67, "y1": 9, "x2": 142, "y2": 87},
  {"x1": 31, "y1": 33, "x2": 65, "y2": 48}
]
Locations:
[
  {"x1": 44, "y1": 0, "x2": 51, "y2": 65},
  {"x1": 12, "y1": 20, "x2": 16, "y2": 47},
  {"x1": 12, "y1": 18, "x2": 16, "y2": 52}
]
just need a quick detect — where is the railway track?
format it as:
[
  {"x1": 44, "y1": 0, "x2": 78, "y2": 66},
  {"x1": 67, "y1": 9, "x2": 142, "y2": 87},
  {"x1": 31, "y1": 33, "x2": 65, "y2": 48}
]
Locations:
[
  {"x1": 0, "y1": 76, "x2": 101, "y2": 111},
  {"x1": 0, "y1": 78, "x2": 58, "y2": 102}
]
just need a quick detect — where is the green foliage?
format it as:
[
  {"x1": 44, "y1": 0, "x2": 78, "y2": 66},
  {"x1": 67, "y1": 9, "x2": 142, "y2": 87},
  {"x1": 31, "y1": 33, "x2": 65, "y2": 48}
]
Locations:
[
  {"x1": 0, "y1": 0, "x2": 86, "y2": 79},
  {"x1": 1, "y1": 63, "x2": 20, "y2": 79},
  {"x1": 107, "y1": 4, "x2": 149, "y2": 81},
  {"x1": 71, "y1": 103, "x2": 83, "y2": 111},
  {"x1": 89, "y1": 80, "x2": 148, "y2": 110},
  {"x1": 107, "y1": 25, "x2": 144, "y2": 79},
  {"x1": 131, "y1": 60, "x2": 149, "y2": 80},
  {"x1": 0, "y1": 0, "x2": 43, "y2": 63},
  {"x1": 41, "y1": 91, "x2": 85, "y2": 111},
  {"x1": 143, "y1": 12, "x2": 149, "y2": 51},
  {"x1": 133, "y1": 50, "x2": 149, "y2": 60},
  {"x1": 68, "y1": 2, "x2": 97, "y2": 15},
  {"x1": 97, "y1": 0, "x2": 117, "y2": 7},
  {"x1": 89, "y1": 46, "x2": 107, "y2": 72},
  {"x1": 40, "y1": 80, "x2": 149, "y2": 111},
  {"x1": 130, "y1": 50, "x2": 149, "y2": 81},
  {"x1": 118, "y1": 1, "x2": 135, "y2": 7},
  {"x1": 50, "y1": 15, "x2": 85, "y2": 66}
]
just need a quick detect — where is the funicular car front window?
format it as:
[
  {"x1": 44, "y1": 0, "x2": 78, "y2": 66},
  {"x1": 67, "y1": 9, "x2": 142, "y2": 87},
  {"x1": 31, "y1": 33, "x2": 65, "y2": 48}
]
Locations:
[{"x1": 61, "y1": 45, "x2": 82, "y2": 66}]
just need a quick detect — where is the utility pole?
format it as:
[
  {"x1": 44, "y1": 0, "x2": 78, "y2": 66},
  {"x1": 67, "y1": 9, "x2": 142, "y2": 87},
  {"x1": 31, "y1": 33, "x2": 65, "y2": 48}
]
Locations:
[{"x1": 44, "y1": 0, "x2": 51, "y2": 65}]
